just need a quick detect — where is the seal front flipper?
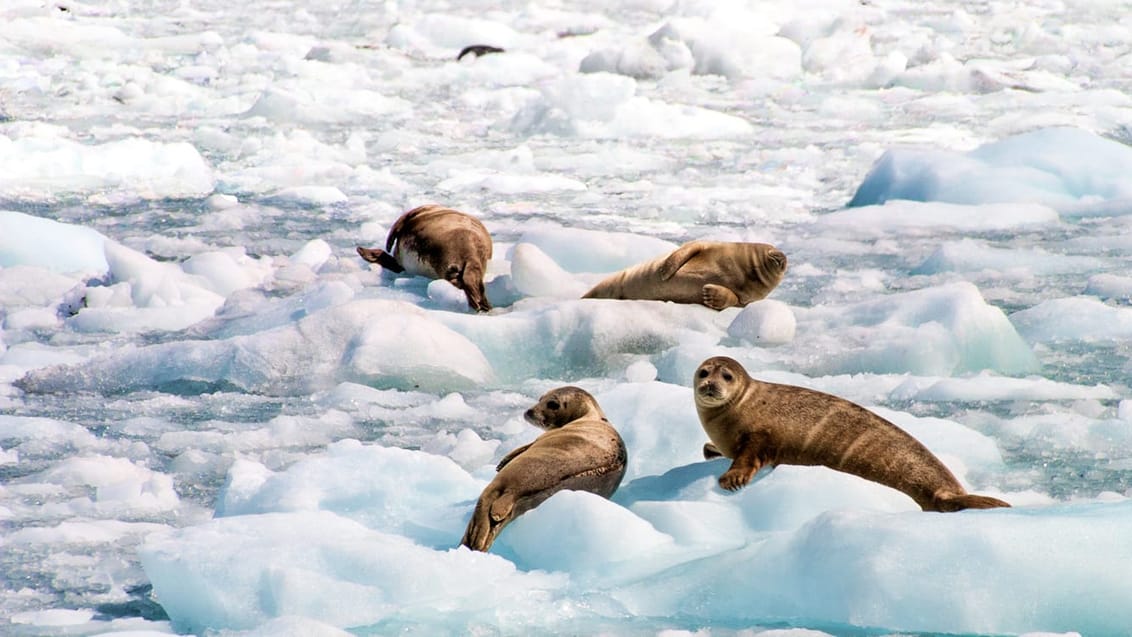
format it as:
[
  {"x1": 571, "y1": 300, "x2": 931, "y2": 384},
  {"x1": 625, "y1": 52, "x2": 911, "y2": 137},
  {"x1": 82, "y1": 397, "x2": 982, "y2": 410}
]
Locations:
[
  {"x1": 496, "y1": 443, "x2": 532, "y2": 471},
  {"x1": 702, "y1": 284, "x2": 739, "y2": 310},
  {"x1": 356, "y1": 246, "x2": 405, "y2": 273},
  {"x1": 656, "y1": 241, "x2": 706, "y2": 280},
  {"x1": 718, "y1": 431, "x2": 772, "y2": 491},
  {"x1": 933, "y1": 493, "x2": 1011, "y2": 512}
]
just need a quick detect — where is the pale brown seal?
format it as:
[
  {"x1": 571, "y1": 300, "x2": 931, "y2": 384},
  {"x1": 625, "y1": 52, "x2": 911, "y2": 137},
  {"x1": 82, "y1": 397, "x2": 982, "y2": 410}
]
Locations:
[
  {"x1": 461, "y1": 386, "x2": 628, "y2": 552},
  {"x1": 693, "y1": 356, "x2": 1010, "y2": 512},
  {"x1": 581, "y1": 240, "x2": 787, "y2": 310},
  {"x1": 357, "y1": 204, "x2": 493, "y2": 312}
]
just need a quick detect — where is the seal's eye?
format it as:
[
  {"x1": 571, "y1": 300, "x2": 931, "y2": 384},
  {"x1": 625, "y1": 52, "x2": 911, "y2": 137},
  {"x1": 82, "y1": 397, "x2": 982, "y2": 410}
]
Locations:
[
  {"x1": 698, "y1": 369, "x2": 709, "y2": 379},
  {"x1": 547, "y1": 399, "x2": 560, "y2": 410},
  {"x1": 722, "y1": 371, "x2": 733, "y2": 382}
]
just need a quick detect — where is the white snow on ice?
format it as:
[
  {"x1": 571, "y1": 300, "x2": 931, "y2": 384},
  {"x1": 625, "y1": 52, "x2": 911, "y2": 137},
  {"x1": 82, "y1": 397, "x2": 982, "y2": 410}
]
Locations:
[{"x1": 1, "y1": 1, "x2": 1130, "y2": 636}]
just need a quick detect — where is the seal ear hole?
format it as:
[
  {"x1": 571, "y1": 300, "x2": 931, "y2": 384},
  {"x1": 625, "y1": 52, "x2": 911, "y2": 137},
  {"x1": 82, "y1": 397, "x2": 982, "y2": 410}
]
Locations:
[
  {"x1": 547, "y1": 399, "x2": 560, "y2": 410},
  {"x1": 698, "y1": 369, "x2": 709, "y2": 379}
]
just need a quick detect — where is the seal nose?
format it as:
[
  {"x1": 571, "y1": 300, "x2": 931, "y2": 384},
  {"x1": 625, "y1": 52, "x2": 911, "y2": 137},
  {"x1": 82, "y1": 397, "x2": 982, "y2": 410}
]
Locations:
[
  {"x1": 698, "y1": 381, "x2": 719, "y2": 397},
  {"x1": 523, "y1": 408, "x2": 537, "y2": 424}
]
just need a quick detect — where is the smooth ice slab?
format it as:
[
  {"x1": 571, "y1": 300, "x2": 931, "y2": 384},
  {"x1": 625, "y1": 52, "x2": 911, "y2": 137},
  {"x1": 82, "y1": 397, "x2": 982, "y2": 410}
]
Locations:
[{"x1": 848, "y1": 127, "x2": 1132, "y2": 213}]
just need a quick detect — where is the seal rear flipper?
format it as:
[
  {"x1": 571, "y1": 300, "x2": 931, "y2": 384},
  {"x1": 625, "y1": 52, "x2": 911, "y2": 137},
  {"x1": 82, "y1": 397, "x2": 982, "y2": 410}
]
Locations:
[
  {"x1": 460, "y1": 490, "x2": 517, "y2": 552},
  {"x1": 356, "y1": 246, "x2": 405, "y2": 273},
  {"x1": 934, "y1": 493, "x2": 1011, "y2": 512}
]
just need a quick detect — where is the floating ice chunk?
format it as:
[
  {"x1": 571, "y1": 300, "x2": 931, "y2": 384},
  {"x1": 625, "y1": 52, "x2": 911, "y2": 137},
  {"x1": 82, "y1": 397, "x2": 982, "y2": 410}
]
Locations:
[
  {"x1": 271, "y1": 185, "x2": 348, "y2": 205},
  {"x1": 580, "y1": 40, "x2": 671, "y2": 80},
  {"x1": 8, "y1": 608, "x2": 95, "y2": 627},
  {"x1": 290, "y1": 239, "x2": 332, "y2": 271},
  {"x1": 496, "y1": 490, "x2": 675, "y2": 577},
  {"x1": 139, "y1": 510, "x2": 566, "y2": 634},
  {"x1": 509, "y1": 243, "x2": 589, "y2": 298},
  {"x1": 848, "y1": 127, "x2": 1132, "y2": 212},
  {"x1": 512, "y1": 73, "x2": 753, "y2": 139},
  {"x1": 817, "y1": 201, "x2": 1059, "y2": 233},
  {"x1": 245, "y1": 84, "x2": 411, "y2": 124},
  {"x1": 181, "y1": 248, "x2": 273, "y2": 297},
  {"x1": 67, "y1": 241, "x2": 226, "y2": 333},
  {"x1": 37, "y1": 455, "x2": 179, "y2": 513},
  {"x1": 216, "y1": 441, "x2": 483, "y2": 546},
  {"x1": 727, "y1": 300, "x2": 796, "y2": 345},
  {"x1": 625, "y1": 360, "x2": 658, "y2": 382},
  {"x1": 802, "y1": 281, "x2": 1039, "y2": 376},
  {"x1": 20, "y1": 300, "x2": 494, "y2": 395},
  {"x1": 0, "y1": 265, "x2": 81, "y2": 310},
  {"x1": 0, "y1": 135, "x2": 213, "y2": 201},
  {"x1": 649, "y1": 17, "x2": 802, "y2": 80},
  {"x1": 1011, "y1": 296, "x2": 1132, "y2": 342},
  {"x1": 395, "y1": 13, "x2": 521, "y2": 51},
  {"x1": 1085, "y1": 273, "x2": 1132, "y2": 302},
  {"x1": 517, "y1": 226, "x2": 677, "y2": 273},
  {"x1": 0, "y1": 210, "x2": 109, "y2": 275},
  {"x1": 799, "y1": 18, "x2": 881, "y2": 84},
  {"x1": 913, "y1": 238, "x2": 1104, "y2": 275}
]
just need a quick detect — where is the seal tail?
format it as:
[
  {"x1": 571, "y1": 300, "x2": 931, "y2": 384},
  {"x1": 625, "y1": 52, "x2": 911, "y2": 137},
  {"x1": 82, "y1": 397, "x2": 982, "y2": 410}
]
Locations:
[{"x1": 935, "y1": 493, "x2": 1011, "y2": 512}]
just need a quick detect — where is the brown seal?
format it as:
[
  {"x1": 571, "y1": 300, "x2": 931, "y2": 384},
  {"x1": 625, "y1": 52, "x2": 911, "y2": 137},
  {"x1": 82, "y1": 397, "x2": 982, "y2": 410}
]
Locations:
[
  {"x1": 581, "y1": 240, "x2": 787, "y2": 310},
  {"x1": 693, "y1": 356, "x2": 1010, "y2": 512},
  {"x1": 357, "y1": 204, "x2": 493, "y2": 312},
  {"x1": 456, "y1": 44, "x2": 504, "y2": 61},
  {"x1": 461, "y1": 386, "x2": 628, "y2": 552}
]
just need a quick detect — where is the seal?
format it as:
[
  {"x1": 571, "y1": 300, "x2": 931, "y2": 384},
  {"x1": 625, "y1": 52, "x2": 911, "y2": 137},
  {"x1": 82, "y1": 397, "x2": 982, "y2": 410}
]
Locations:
[
  {"x1": 581, "y1": 240, "x2": 787, "y2": 310},
  {"x1": 357, "y1": 204, "x2": 493, "y2": 312},
  {"x1": 461, "y1": 386, "x2": 628, "y2": 552},
  {"x1": 693, "y1": 356, "x2": 1010, "y2": 512},
  {"x1": 456, "y1": 44, "x2": 505, "y2": 61}
]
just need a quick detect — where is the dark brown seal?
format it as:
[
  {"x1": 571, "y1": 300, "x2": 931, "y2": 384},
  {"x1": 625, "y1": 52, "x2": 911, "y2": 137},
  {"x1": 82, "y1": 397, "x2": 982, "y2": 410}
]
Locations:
[
  {"x1": 581, "y1": 240, "x2": 787, "y2": 310},
  {"x1": 461, "y1": 386, "x2": 628, "y2": 552},
  {"x1": 693, "y1": 356, "x2": 1010, "y2": 512},
  {"x1": 357, "y1": 204, "x2": 493, "y2": 312},
  {"x1": 456, "y1": 44, "x2": 505, "y2": 61}
]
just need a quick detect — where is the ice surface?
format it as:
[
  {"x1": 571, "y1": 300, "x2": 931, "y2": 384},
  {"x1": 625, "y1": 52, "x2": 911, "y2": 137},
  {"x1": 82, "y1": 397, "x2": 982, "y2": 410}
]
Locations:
[
  {"x1": 0, "y1": 210, "x2": 109, "y2": 274},
  {"x1": 848, "y1": 128, "x2": 1132, "y2": 212},
  {"x1": 4, "y1": 0, "x2": 1132, "y2": 635},
  {"x1": 0, "y1": 134, "x2": 214, "y2": 202}
]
